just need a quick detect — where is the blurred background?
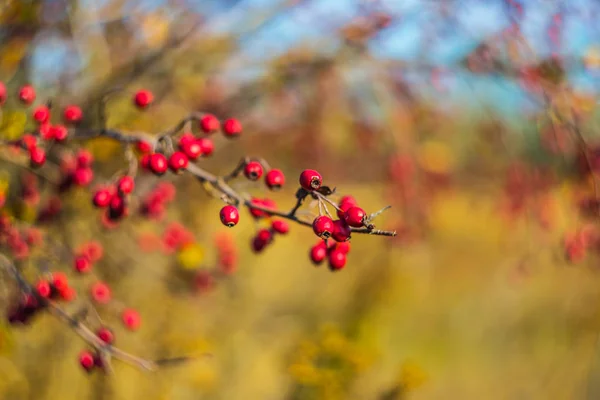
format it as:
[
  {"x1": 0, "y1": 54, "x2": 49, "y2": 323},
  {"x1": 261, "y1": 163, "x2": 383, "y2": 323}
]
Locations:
[{"x1": 1, "y1": 0, "x2": 600, "y2": 399}]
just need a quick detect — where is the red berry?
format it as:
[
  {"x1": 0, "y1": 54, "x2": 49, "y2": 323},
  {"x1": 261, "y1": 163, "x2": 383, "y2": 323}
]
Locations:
[
  {"x1": 117, "y1": 176, "x2": 135, "y2": 194},
  {"x1": 251, "y1": 235, "x2": 269, "y2": 253},
  {"x1": 0, "y1": 81, "x2": 6, "y2": 105},
  {"x1": 18, "y1": 85, "x2": 36, "y2": 104},
  {"x1": 90, "y1": 282, "x2": 111, "y2": 304},
  {"x1": 271, "y1": 220, "x2": 289, "y2": 234},
  {"x1": 335, "y1": 242, "x2": 351, "y2": 254},
  {"x1": 197, "y1": 138, "x2": 214, "y2": 156},
  {"x1": 73, "y1": 168, "x2": 94, "y2": 186},
  {"x1": 21, "y1": 134, "x2": 37, "y2": 150},
  {"x1": 136, "y1": 140, "x2": 152, "y2": 153},
  {"x1": 265, "y1": 169, "x2": 285, "y2": 190},
  {"x1": 222, "y1": 118, "x2": 242, "y2": 137},
  {"x1": 149, "y1": 153, "x2": 168, "y2": 175},
  {"x1": 134, "y1": 89, "x2": 153, "y2": 108},
  {"x1": 313, "y1": 216, "x2": 334, "y2": 238},
  {"x1": 80, "y1": 241, "x2": 104, "y2": 263},
  {"x1": 344, "y1": 206, "x2": 366, "y2": 227},
  {"x1": 52, "y1": 272, "x2": 69, "y2": 291},
  {"x1": 168, "y1": 151, "x2": 189, "y2": 172},
  {"x1": 331, "y1": 220, "x2": 351, "y2": 242},
  {"x1": 63, "y1": 105, "x2": 82, "y2": 124},
  {"x1": 36, "y1": 280, "x2": 52, "y2": 298},
  {"x1": 59, "y1": 286, "x2": 77, "y2": 302},
  {"x1": 244, "y1": 161, "x2": 264, "y2": 181},
  {"x1": 299, "y1": 169, "x2": 323, "y2": 191},
  {"x1": 79, "y1": 350, "x2": 96, "y2": 372},
  {"x1": 93, "y1": 189, "x2": 112, "y2": 208},
  {"x1": 199, "y1": 114, "x2": 220, "y2": 133},
  {"x1": 97, "y1": 327, "x2": 114, "y2": 344},
  {"x1": 74, "y1": 255, "x2": 91, "y2": 273},
  {"x1": 257, "y1": 228, "x2": 272, "y2": 242},
  {"x1": 328, "y1": 249, "x2": 347, "y2": 271},
  {"x1": 122, "y1": 308, "x2": 141, "y2": 331},
  {"x1": 38, "y1": 123, "x2": 53, "y2": 140},
  {"x1": 108, "y1": 194, "x2": 126, "y2": 220},
  {"x1": 310, "y1": 242, "x2": 327, "y2": 265},
  {"x1": 76, "y1": 150, "x2": 93, "y2": 168},
  {"x1": 32, "y1": 105, "x2": 50, "y2": 124},
  {"x1": 51, "y1": 124, "x2": 68, "y2": 141},
  {"x1": 181, "y1": 141, "x2": 202, "y2": 160},
  {"x1": 220, "y1": 205, "x2": 240, "y2": 227},
  {"x1": 337, "y1": 196, "x2": 358, "y2": 219},
  {"x1": 29, "y1": 147, "x2": 46, "y2": 168},
  {"x1": 178, "y1": 132, "x2": 195, "y2": 147}
]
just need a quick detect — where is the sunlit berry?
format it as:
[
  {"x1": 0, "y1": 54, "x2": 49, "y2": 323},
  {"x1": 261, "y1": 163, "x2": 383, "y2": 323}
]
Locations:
[
  {"x1": 199, "y1": 114, "x2": 220, "y2": 133},
  {"x1": 244, "y1": 161, "x2": 263, "y2": 181},
  {"x1": 222, "y1": 118, "x2": 242, "y2": 137},
  {"x1": 344, "y1": 206, "x2": 366, "y2": 227},
  {"x1": 299, "y1": 169, "x2": 322, "y2": 191},
  {"x1": 134, "y1": 89, "x2": 153, "y2": 108},
  {"x1": 313, "y1": 216, "x2": 334, "y2": 238},
  {"x1": 265, "y1": 169, "x2": 285, "y2": 190},
  {"x1": 63, "y1": 105, "x2": 83, "y2": 124}
]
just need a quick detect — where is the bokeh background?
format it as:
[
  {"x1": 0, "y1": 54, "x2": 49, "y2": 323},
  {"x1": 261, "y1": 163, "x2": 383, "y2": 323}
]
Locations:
[{"x1": 1, "y1": 0, "x2": 600, "y2": 399}]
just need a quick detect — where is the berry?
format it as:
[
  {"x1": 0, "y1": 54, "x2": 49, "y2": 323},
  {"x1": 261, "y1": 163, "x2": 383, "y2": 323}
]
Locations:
[
  {"x1": 108, "y1": 194, "x2": 126, "y2": 220},
  {"x1": 73, "y1": 168, "x2": 94, "y2": 186},
  {"x1": 299, "y1": 169, "x2": 323, "y2": 191},
  {"x1": 63, "y1": 105, "x2": 82, "y2": 124},
  {"x1": 59, "y1": 286, "x2": 77, "y2": 302},
  {"x1": 79, "y1": 350, "x2": 96, "y2": 372},
  {"x1": 80, "y1": 241, "x2": 104, "y2": 263},
  {"x1": 149, "y1": 153, "x2": 168, "y2": 175},
  {"x1": 36, "y1": 280, "x2": 52, "y2": 298},
  {"x1": 21, "y1": 134, "x2": 37, "y2": 150},
  {"x1": 122, "y1": 308, "x2": 141, "y2": 331},
  {"x1": 220, "y1": 205, "x2": 240, "y2": 227},
  {"x1": 117, "y1": 176, "x2": 135, "y2": 194},
  {"x1": 344, "y1": 206, "x2": 366, "y2": 227},
  {"x1": 310, "y1": 242, "x2": 327, "y2": 265},
  {"x1": 97, "y1": 327, "x2": 114, "y2": 344},
  {"x1": 181, "y1": 140, "x2": 202, "y2": 160},
  {"x1": 0, "y1": 81, "x2": 6, "y2": 105},
  {"x1": 337, "y1": 195, "x2": 358, "y2": 219},
  {"x1": 335, "y1": 242, "x2": 351, "y2": 254},
  {"x1": 90, "y1": 282, "x2": 111, "y2": 304},
  {"x1": 222, "y1": 118, "x2": 242, "y2": 137},
  {"x1": 52, "y1": 272, "x2": 69, "y2": 292},
  {"x1": 197, "y1": 138, "x2": 214, "y2": 156},
  {"x1": 134, "y1": 89, "x2": 153, "y2": 108},
  {"x1": 199, "y1": 114, "x2": 220, "y2": 133},
  {"x1": 271, "y1": 220, "x2": 289, "y2": 234},
  {"x1": 244, "y1": 161, "x2": 263, "y2": 181},
  {"x1": 74, "y1": 255, "x2": 92, "y2": 275},
  {"x1": 76, "y1": 150, "x2": 93, "y2": 168},
  {"x1": 93, "y1": 189, "x2": 112, "y2": 208},
  {"x1": 257, "y1": 228, "x2": 272, "y2": 242},
  {"x1": 328, "y1": 249, "x2": 347, "y2": 271},
  {"x1": 32, "y1": 105, "x2": 50, "y2": 124},
  {"x1": 51, "y1": 124, "x2": 68, "y2": 141},
  {"x1": 178, "y1": 132, "x2": 195, "y2": 148},
  {"x1": 136, "y1": 140, "x2": 152, "y2": 153},
  {"x1": 313, "y1": 216, "x2": 334, "y2": 238},
  {"x1": 29, "y1": 147, "x2": 46, "y2": 168},
  {"x1": 251, "y1": 235, "x2": 269, "y2": 253},
  {"x1": 331, "y1": 220, "x2": 351, "y2": 242},
  {"x1": 18, "y1": 85, "x2": 36, "y2": 104},
  {"x1": 168, "y1": 151, "x2": 189, "y2": 172},
  {"x1": 265, "y1": 169, "x2": 285, "y2": 190}
]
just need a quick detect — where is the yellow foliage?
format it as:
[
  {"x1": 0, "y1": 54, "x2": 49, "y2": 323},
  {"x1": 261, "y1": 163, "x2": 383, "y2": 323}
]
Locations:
[
  {"x1": 177, "y1": 243, "x2": 205, "y2": 270},
  {"x1": 288, "y1": 362, "x2": 321, "y2": 385},
  {"x1": 398, "y1": 359, "x2": 428, "y2": 391},
  {"x1": 0, "y1": 111, "x2": 27, "y2": 141}
]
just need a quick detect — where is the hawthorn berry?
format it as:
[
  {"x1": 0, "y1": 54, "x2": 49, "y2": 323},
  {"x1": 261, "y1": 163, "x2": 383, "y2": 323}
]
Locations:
[
  {"x1": 29, "y1": 147, "x2": 46, "y2": 168},
  {"x1": 73, "y1": 168, "x2": 94, "y2": 186},
  {"x1": 265, "y1": 169, "x2": 285, "y2": 190},
  {"x1": 59, "y1": 286, "x2": 77, "y2": 302},
  {"x1": 36, "y1": 280, "x2": 52, "y2": 298},
  {"x1": 0, "y1": 81, "x2": 5, "y2": 105},
  {"x1": 199, "y1": 114, "x2": 220, "y2": 133},
  {"x1": 136, "y1": 140, "x2": 152, "y2": 153},
  {"x1": 32, "y1": 105, "x2": 50, "y2": 124},
  {"x1": 122, "y1": 308, "x2": 141, "y2": 331},
  {"x1": 52, "y1": 272, "x2": 69, "y2": 292},
  {"x1": 18, "y1": 85, "x2": 36, "y2": 104},
  {"x1": 168, "y1": 151, "x2": 189, "y2": 172},
  {"x1": 197, "y1": 138, "x2": 214, "y2": 156},
  {"x1": 310, "y1": 241, "x2": 328, "y2": 265},
  {"x1": 331, "y1": 220, "x2": 351, "y2": 242},
  {"x1": 76, "y1": 150, "x2": 93, "y2": 168},
  {"x1": 337, "y1": 195, "x2": 358, "y2": 219},
  {"x1": 251, "y1": 235, "x2": 269, "y2": 253},
  {"x1": 223, "y1": 118, "x2": 242, "y2": 137},
  {"x1": 97, "y1": 327, "x2": 114, "y2": 344},
  {"x1": 344, "y1": 206, "x2": 366, "y2": 227},
  {"x1": 80, "y1": 241, "x2": 104, "y2": 262},
  {"x1": 299, "y1": 169, "x2": 323, "y2": 191},
  {"x1": 272, "y1": 220, "x2": 289, "y2": 234},
  {"x1": 134, "y1": 89, "x2": 153, "y2": 109},
  {"x1": 108, "y1": 194, "x2": 127, "y2": 220},
  {"x1": 149, "y1": 153, "x2": 168, "y2": 175},
  {"x1": 93, "y1": 189, "x2": 112, "y2": 208},
  {"x1": 63, "y1": 105, "x2": 83, "y2": 124},
  {"x1": 74, "y1": 255, "x2": 91, "y2": 273},
  {"x1": 39, "y1": 123, "x2": 53, "y2": 140},
  {"x1": 335, "y1": 241, "x2": 351, "y2": 254},
  {"x1": 181, "y1": 140, "x2": 202, "y2": 160},
  {"x1": 90, "y1": 282, "x2": 111, "y2": 304},
  {"x1": 328, "y1": 249, "x2": 347, "y2": 271},
  {"x1": 79, "y1": 350, "x2": 96, "y2": 372},
  {"x1": 313, "y1": 216, "x2": 334, "y2": 238},
  {"x1": 178, "y1": 132, "x2": 195, "y2": 148},
  {"x1": 244, "y1": 161, "x2": 264, "y2": 181},
  {"x1": 220, "y1": 205, "x2": 240, "y2": 227},
  {"x1": 257, "y1": 228, "x2": 272, "y2": 243},
  {"x1": 117, "y1": 176, "x2": 135, "y2": 194},
  {"x1": 51, "y1": 124, "x2": 69, "y2": 142},
  {"x1": 21, "y1": 134, "x2": 37, "y2": 150}
]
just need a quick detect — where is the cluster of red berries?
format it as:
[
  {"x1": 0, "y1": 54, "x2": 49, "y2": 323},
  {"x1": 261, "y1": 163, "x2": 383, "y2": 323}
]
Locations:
[
  {"x1": 73, "y1": 241, "x2": 104, "y2": 273},
  {"x1": 310, "y1": 240, "x2": 351, "y2": 271},
  {"x1": 56, "y1": 149, "x2": 96, "y2": 189},
  {"x1": 139, "y1": 182, "x2": 176, "y2": 220},
  {"x1": 0, "y1": 213, "x2": 43, "y2": 260},
  {"x1": 92, "y1": 175, "x2": 135, "y2": 223},
  {"x1": 162, "y1": 222, "x2": 195, "y2": 254},
  {"x1": 251, "y1": 219, "x2": 290, "y2": 253}
]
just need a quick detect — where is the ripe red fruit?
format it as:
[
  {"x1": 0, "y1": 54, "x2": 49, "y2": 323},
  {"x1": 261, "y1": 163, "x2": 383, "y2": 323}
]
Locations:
[
  {"x1": 63, "y1": 105, "x2": 82, "y2": 124},
  {"x1": 328, "y1": 249, "x2": 347, "y2": 271},
  {"x1": 220, "y1": 205, "x2": 240, "y2": 227},
  {"x1": 313, "y1": 216, "x2": 334, "y2": 238},
  {"x1": 149, "y1": 153, "x2": 168, "y2": 175},
  {"x1": 122, "y1": 308, "x2": 141, "y2": 331},
  {"x1": 97, "y1": 327, "x2": 114, "y2": 344},
  {"x1": 133, "y1": 89, "x2": 153, "y2": 108},
  {"x1": 257, "y1": 228, "x2": 272, "y2": 242},
  {"x1": 331, "y1": 220, "x2": 351, "y2": 242},
  {"x1": 73, "y1": 168, "x2": 94, "y2": 186},
  {"x1": 90, "y1": 282, "x2": 111, "y2": 304},
  {"x1": 108, "y1": 194, "x2": 126, "y2": 220},
  {"x1": 117, "y1": 176, "x2": 135, "y2": 194},
  {"x1": 73, "y1": 255, "x2": 92, "y2": 274},
  {"x1": 181, "y1": 141, "x2": 202, "y2": 160},
  {"x1": 344, "y1": 206, "x2": 366, "y2": 227},
  {"x1": 337, "y1": 195, "x2": 358, "y2": 219},
  {"x1": 52, "y1": 272, "x2": 69, "y2": 292},
  {"x1": 51, "y1": 124, "x2": 68, "y2": 141},
  {"x1": 222, "y1": 118, "x2": 242, "y2": 137},
  {"x1": 168, "y1": 151, "x2": 189, "y2": 172},
  {"x1": 18, "y1": 85, "x2": 36, "y2": 104},
  {"x1": 76, "y1": 150, "x2": 93, "y2": 168},
  {"x1": 93, "y1": 189, "x2": 112, "y2": 208},
  {"x1": 265, "y1": 169, "x2": 285, "y2": 190},
  {"x1": 59, "y1": 286, "x2": 77, "y2": 302},
  {"x1": 136, "y1": 140, "x2": 152, "y2": 153},
  {"x1": 199, "y1": 114, "x2": 220, "y2": 133},
  {"x1": 335, "y1": 242, "x2": 351, "y2": 254},
  {"x1": 80, "y1": 241, "x2": 104, "y2": 263},
  {"x1": 244, "y1": 161, "x2": 264, "y2": 181},
  {"x1": 79, "y1": 350, "x2": 96, "y2": 372},
  {"x1": 310, "y1": 242, "x2": 327, "y2": 265},
  {"x1": 178, "y1": 132, "x2": 195, "y2": 147},
  {"x1": 271, "y1": 220, "x2": 289, "y2": 234},
  {"x1": 197, "y1": 138, "x2": 214, "y2": 156},
  {"x1": 36, "y1": 280, "x2": 52, "y2": 298},
  {"x1": 29, "y1": 147, "x2": 46, "y2": 168},
  {"x1": 21, "y1": 134, "x2": 37, "y2": 150},
  {"x1": 251, "y1": 235, "x2": 269, "y2": 253},
  {"x1": 32, "y1": 105, "x2": 50, "y2": 124},
  {"x1": 0, "y1": 81, "x2": 6, "y2": 105},
  {"x1": 299, "y1": 169, "x2": 323, "y2": 191}
]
